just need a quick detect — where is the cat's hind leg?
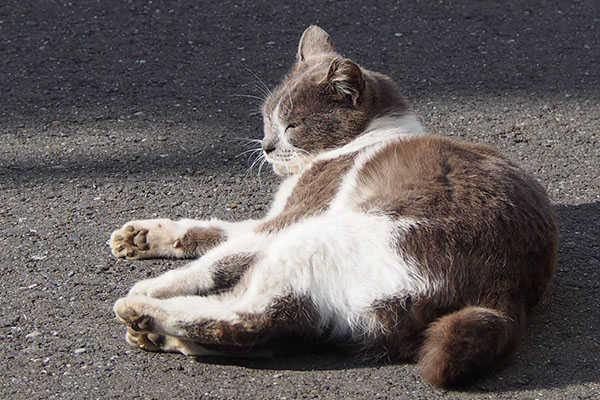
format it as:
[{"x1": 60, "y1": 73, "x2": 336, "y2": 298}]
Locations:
[
  {"x1": 113, "y1": 291, "x2": 315, "y2": 351},
  {"x1": 123, "y1": 327, "x2": 205, "y2": 354},
  {"x1": 122, "y1": 321, "x2": 277, "y2": 357},
  {"x1": 113, "y1": 229, "x2": 323, "y2": 350},
  {"x1": 115, "y1": 299, "x2": 212, "y2": 355}
]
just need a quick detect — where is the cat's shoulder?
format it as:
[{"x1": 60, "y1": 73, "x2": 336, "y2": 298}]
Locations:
[{"x1": 360, "y1": 134, "x2": 511, "y2": 174}]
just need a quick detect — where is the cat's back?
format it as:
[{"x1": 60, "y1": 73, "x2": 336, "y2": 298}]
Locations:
[
  {"x1": 354, "y1": 135, "x2": 551, "y2": 223},
  {"x1": 350, "y1": 134, "x2": 557, "y2": 309}
]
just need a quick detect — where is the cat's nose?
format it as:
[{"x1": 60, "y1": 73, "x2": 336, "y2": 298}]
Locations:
[{"x1": 262, "y1": 140, "x2": 277, "y2": 154}]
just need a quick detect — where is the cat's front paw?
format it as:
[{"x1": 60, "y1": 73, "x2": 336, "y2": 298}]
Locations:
[
  {"x1": 110, "y1": 219, "x2": 182, "y2": 259},
  {"x1": 110, "y1": 223, "x2": 152, "y2": 259}
]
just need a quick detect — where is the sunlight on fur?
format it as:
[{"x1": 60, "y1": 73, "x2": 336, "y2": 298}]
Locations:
[{"x1": 110, "y1": 25, "x2": 557, "y2": 389}]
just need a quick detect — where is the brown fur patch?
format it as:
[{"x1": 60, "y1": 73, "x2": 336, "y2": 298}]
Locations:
[
  {"x1": 179, "y1": 226, "x2": 226, "y2": 257},
  {"x1": 205, "y1": 253, "x2": 256, "y2": 295},
  {"x1": 184, "y1": 295, "x2": 317, "y2": 348},
  {"x1": 257, "y1": 155, "x2": 356, "y2": 234}
]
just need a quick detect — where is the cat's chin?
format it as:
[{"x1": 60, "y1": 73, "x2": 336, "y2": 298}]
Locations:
[
  {"x1": 272, "y1": 163, "x2": 301, "y2": 177},
  {"x1": 268, "y1": 155, "x2": 315, "y2": 177}
]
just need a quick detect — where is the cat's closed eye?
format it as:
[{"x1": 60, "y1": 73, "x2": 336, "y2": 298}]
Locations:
[{"x1": 285, "y1": 123, "x2": 299, "y2": 132}]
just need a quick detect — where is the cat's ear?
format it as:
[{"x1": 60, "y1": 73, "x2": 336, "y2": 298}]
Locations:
[
  {"x1": 297, "y1": 25, "x2": 335, "y2": 62},
  {"x1": 325, "y1": 58, "x2": 365, "y2": 105}
]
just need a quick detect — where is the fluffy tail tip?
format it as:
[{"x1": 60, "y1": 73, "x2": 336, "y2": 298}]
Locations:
[{"x1": 418, "y1": 306, "x2": 518, "y2": 388}]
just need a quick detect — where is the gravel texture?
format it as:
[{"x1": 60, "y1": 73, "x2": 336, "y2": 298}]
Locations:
[{"x1": 1, "y1": 1, "x2": 598, "y2": 399}]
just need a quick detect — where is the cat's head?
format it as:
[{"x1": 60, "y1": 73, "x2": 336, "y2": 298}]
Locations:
[{"x1": 261, "y1": 26, "x2": 410, "y2": 176}]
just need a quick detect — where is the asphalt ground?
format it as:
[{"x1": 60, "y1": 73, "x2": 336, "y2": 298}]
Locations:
[{"x1": 1, "y1": 1, "x2": 598, "y2": 399}]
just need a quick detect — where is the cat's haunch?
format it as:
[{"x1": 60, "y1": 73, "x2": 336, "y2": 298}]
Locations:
[{"x1": 111, "y1": 25, "x2": 557, "y2": 388}]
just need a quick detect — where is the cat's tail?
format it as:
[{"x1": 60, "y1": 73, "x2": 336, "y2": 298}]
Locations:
[{"x1": 418, "y1": 305, "x2": 523, "y2": 388}]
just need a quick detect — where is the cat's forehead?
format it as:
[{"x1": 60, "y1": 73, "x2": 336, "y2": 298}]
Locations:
[{"x1": 262, "y1": 63, "x2": 331, "y2": 116}]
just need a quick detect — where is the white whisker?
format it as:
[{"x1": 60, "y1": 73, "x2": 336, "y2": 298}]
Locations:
[
  {"x1": 253, "y1": 83, "x2": 271, "y2": 100},
  {"x1": 235, "y1": 147, "x2": 263, "y2": 159},
  {"x1": 257, "y1": 157, "x2": 268, "y2": 184},
  {"x1": 249, "y1": 153, "x2": 264, "y2": 170},
  {"x1": 233, "y1": 137, "x2": 263, "y2": 148},
  {"x1": 243, "y1": 65, "x2": 272, "y2": 98},
  {"x1": 234, "y1": 138, "x2": 262, "y2": 145},
  {"x1": 230, "y1": 94, "x2": 265, "y2": 102}
]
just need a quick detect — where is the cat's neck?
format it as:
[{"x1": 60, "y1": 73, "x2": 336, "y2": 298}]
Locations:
[{"x1": 318, "y1": 113, "x2": 427, "y2": 161}]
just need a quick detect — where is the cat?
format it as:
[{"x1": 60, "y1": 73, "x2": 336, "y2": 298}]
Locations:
[{"x1": 111, "y1": 25, "x2": 558, "y2": 388}]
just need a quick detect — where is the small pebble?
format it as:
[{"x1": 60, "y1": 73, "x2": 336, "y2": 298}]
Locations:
[{"x1": 26, "y1": 330, "x2": 42, "y2": 339}]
